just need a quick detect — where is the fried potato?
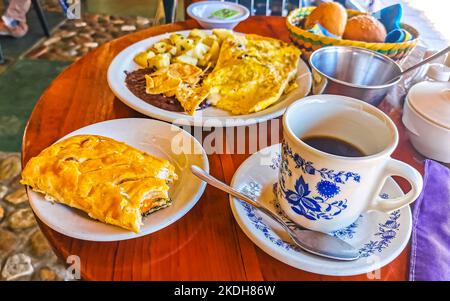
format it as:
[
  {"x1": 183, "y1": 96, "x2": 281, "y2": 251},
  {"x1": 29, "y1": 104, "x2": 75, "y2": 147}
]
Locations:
[
  {"x1": 153, "y1": 42, "x2": 170, "y2": 54},
  {"x1": 135, "y1": 29, "x2": 226, "y2": 69},
  {"x1": 175, "y1": 54, "x2": 198, "y2": 66},
  {"x1": 188, "y1": 29, "x2": 207, "y2": 40},
  {"x1": 169, "y1": 33, "x2": 184, "y2": 45},
  {"x1": 134, "y1": 50, "x2": 156, "y2": 68},
  {"x1": 148, "y1": 53, "x2": 171, "y2": 70},
  {"x1": 193, "y1": 42, "x2": 210, "y2": 59}
]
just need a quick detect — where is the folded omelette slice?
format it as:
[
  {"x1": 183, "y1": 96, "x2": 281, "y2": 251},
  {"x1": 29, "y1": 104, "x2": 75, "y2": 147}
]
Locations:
[
  {"x1": 21, "y1": 135, "x2": 177, "y2": 233},
  {"x1": 203, "y1": 34, "x2": 301, "y2": 115}
]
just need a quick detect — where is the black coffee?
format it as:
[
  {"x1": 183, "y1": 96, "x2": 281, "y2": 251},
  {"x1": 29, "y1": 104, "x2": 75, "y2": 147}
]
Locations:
[{"x1": 302, "y1": 136, "x2": 366, "y2": 157}]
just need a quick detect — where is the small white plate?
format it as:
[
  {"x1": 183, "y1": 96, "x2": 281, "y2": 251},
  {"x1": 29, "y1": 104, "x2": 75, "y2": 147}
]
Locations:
[
  {"x1": 27, "y1": 118, "x2": 209, "y2": 241},
  {"x1": 230, "y1": 144, "x2": 412, "y2": 276},
  {"x1": 107, "y1": 30, "x2": 312, "y2": 127}
]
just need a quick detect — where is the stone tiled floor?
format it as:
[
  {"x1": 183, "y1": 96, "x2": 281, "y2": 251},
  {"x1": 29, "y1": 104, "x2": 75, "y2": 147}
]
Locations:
[
  {"x1": 26, "y1": 14, "x2": 157, "y2": 61},
  {"x1": 0, "y1": 0, "x2": 167, "y2": 281},
  {"x1": 0, "y1": 152, "x2": 68, "y2": 280},
  {"x1": 24, "y1": 0, "x2": 188, "y2": 62}
]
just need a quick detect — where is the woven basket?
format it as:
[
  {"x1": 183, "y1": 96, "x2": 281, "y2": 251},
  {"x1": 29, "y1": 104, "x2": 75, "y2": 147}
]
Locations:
[{"x1": 286, "y1": 7, "x2": 419, "y2": 62}]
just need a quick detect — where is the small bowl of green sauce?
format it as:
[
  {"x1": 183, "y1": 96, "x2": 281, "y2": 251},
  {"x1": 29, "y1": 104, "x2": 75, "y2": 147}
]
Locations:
[{"x1": 187, "y1": 1, "x2": 250, "y2": 29}]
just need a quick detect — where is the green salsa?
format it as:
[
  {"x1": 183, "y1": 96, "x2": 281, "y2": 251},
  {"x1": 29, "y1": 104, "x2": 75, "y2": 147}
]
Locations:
[{"x1": 209, "y1": 8, "x2": 240, "y2": 19}]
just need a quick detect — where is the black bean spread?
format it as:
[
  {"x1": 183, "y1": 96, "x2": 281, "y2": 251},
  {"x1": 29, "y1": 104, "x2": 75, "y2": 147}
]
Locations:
[{"x1": 124, "y1": 68, "x2": 210, "y2": 112}]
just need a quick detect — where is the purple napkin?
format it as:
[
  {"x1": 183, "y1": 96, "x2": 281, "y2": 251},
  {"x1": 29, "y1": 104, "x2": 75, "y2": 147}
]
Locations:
[{"x1": 410, "y1": 160, "x2": 450, "y2": 281}]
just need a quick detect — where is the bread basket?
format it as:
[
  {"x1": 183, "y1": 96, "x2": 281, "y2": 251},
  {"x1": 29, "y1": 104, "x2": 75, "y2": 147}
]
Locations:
[{"x1": 286, "y1": 7, "x2": 419, "y2": 62}]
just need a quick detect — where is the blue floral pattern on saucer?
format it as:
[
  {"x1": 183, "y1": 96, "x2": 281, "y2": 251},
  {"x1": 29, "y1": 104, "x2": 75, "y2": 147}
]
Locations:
[
  {"x1": 359, "y1": 210, "x2": 401, "y2": 257},
  {"x1": 331, "y1": 218, "x2": 361, "y2": 240},
  {"x1": 239, "y1": 155, "x2": 401, "y2": 258}
]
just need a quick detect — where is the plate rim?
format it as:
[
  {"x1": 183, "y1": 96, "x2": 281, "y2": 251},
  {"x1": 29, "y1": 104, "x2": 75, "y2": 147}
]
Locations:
[
  {"x1": 229, "y1": 144, "x2": 412, "y2": 276},
  {"x1": 107, "y1": 29, "x2": 312, "y2": 127},
  {"x1": 26, "y1": 118, "x2": 209, "y2": 242}
]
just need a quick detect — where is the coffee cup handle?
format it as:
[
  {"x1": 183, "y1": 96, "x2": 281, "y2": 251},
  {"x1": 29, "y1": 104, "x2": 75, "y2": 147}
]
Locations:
[{"x1": 368, "y1": 159, "x2": 423, "y2": 212}]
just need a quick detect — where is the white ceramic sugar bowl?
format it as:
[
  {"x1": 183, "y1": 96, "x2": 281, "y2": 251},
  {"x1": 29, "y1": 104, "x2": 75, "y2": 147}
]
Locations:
[{"x1": 402, "y1": 81, "x2": 450, "y2": 163}]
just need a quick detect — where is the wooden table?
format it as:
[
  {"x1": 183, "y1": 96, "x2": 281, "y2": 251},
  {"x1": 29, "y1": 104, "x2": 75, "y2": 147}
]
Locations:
[{"x1": 22, "y1": 17, "x2": 425, "y2": 281}]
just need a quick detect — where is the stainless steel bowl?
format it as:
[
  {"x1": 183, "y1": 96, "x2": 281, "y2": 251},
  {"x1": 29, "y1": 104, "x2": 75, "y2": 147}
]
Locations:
[{"x1": 309, "y1": 46, "x2": 403, "y2": 107}]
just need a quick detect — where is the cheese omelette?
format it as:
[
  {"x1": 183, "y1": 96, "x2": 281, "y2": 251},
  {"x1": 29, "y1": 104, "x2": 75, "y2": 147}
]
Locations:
[
  {"x1": 21, "y1": 135, "x2": 177, "y2": 233},
  {"x1": 203, "y1": 34, "x2": 301, "y2": 115}
]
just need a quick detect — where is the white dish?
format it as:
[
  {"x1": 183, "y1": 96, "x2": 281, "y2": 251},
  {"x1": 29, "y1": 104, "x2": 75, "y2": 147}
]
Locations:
[
  {"x1": 230, "y1": 144, "x2": 412, "y2": 276},
  {"x1": 187, "y1": 1, "x2": 249, "y2": 30},
  {"x1": 27, "y1": 118, "x2": 209, "y2": 242},
  {"x1": 403, "y1": 81, "x2": 450, "y2": 163},
  {"x1": 107, "y1": 30, "x2": 312, "y2": 127}
]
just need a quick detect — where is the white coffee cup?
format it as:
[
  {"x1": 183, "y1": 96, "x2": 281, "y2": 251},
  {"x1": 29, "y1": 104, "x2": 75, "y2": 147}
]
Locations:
[{"x1": 277, "y1": 95, "x2": 423, "y2": 233}]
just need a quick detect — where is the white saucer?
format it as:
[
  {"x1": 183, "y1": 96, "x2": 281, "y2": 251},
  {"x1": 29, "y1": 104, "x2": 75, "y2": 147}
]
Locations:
[
  {"x1": 27, "y1": 118, "x2": 209, "y2": 241},
  {"x1": 230, "y1": 144, "x2": 412, "y2": 276}
]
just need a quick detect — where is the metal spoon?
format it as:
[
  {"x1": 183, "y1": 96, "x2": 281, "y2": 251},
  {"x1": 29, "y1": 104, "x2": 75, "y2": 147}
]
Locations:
[
  {"x1": 190, "y1": 165, "x2": 360, "y2": 261},
  {"x1": 385, "y1": 45, "x2": 450, "y2": 84}
]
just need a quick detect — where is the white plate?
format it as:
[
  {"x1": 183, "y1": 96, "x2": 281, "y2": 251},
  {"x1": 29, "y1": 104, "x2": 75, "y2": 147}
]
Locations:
[
  {"x1": 27, "y1": 118, "x2": 209, "y2": 241},
  {"x1": 230, "y1": 144, "x2": 412, "y2": 276},
  {"x1": 107, "y1": 30, "x2": 312, "y2": 127}
]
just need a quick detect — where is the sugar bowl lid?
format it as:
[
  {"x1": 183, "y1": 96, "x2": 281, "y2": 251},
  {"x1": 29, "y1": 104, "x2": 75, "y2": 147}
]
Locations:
[{"x1": 408, "y1": 81, "x2": 450, "y2": 129}]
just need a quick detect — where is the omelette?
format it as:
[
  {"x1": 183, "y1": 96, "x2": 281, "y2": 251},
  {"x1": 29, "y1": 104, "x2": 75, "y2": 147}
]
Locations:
[
  {"x1": 202, "y1": 34, "x2": 301, "y2": 115},
  {"x1": 21, "y1": 135, "x2": 177, "y2": 233}
]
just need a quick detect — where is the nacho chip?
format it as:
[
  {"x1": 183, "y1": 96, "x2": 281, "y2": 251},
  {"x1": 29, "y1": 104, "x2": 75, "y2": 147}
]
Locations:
[
  {"x1": 144, "y1": 74, "x2": 154, "y2": 89},
  {"x1": 164, "y1": 89, "x2": 177, "y2": 97},
  {"x1": 151, "y1": 63, "x2": 202, "y2": 82},
  {"x1": 145, "y1": 74, "x2": 182, "y2": 95},
  {"x1": 175, "y1": 83, "x2": 209, "y2": 115}
]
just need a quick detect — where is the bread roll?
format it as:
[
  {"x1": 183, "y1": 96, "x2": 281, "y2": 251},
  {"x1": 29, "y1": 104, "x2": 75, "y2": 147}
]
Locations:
[
  {"x1": 343, "y1": 15, "x2": 387, "y2": 43},
  {"x1": 305, "y1": 2, "x2": 347, "y2": 37}
]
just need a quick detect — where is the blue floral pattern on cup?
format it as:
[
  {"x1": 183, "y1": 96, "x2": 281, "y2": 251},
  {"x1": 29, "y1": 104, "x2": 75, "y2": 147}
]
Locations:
[
  {"x1": 282, "y1": 142, "x2": 361, "y2": 183},
  {"x1": 279, "y1": 141, "x2": 361, "y2": 221},
  {"x1": 280, "y1": 176, "x2": 348, "y2": 220}
]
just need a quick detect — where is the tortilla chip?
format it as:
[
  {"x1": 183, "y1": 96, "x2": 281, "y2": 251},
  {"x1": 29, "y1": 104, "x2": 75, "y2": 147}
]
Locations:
[
  {"x1": 151, "y1": 63, "x2": 202, "y2": 81},
  {"x1": 175, "y1": 83, "x2": 209, "y2": 115},
  {"x1": 145, "y1": 74, "x2": 154, "y2": 89},
  {"x1": 164, "y1": 89, "x2": 177, "y2": 97},
  {"x1": 145, "y1": 74, "x2": 182, "y2": 95}
]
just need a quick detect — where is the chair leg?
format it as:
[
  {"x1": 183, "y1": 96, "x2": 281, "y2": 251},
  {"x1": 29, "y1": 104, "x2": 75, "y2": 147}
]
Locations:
[
  {"x1": 0, "y1": 43, "x2": 5, "y2": 65},
  {"x1": 163, "y1": 0, "x2": 177, "y2": 24},
  {"x1": 32, "y1": 0, "x2": 51, "y2": 37}
]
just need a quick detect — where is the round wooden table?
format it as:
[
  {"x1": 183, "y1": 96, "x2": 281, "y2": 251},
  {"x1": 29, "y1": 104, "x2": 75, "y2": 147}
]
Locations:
[{"x1": 22, "y1": 17, "x2": 424, "y2": 280}]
